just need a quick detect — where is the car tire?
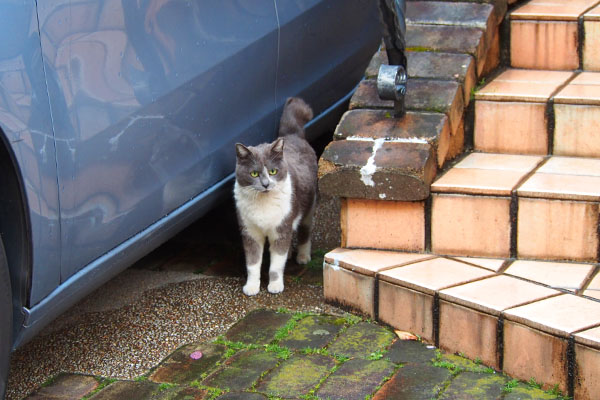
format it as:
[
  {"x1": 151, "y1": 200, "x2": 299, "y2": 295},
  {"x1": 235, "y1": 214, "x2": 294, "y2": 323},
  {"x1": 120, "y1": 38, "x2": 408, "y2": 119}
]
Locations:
[{"x1": 0, "y1": 237, "x2": 11, "y2": 399}]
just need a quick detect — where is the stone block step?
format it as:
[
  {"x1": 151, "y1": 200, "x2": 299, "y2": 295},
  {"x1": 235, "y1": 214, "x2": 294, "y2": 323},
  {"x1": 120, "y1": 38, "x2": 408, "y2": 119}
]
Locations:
[
  {"x1": 406, "y1": 0, "x2": 502, "y2": 76},
  {"x1": 317, "y1": 0, "x2": 504, "y2": 207},
  {"x1": 323, "y1": 248, "x2": 600, "y2": 399},
  {"x1": 350, "y1": 79, "x2": 465, "y2": 140},
  {"x1": 475, "y1": 69, "x2": 600, "y2": 158},
  {"x1": 509, "y1": 0, "x2": 600, "y2": 70}
]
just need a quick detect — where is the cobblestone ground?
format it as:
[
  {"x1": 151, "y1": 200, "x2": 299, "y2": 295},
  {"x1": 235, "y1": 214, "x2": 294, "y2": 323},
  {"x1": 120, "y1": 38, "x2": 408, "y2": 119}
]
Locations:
[{"x1": 27, "y1": 309, "x2": 567, "y2": 400}]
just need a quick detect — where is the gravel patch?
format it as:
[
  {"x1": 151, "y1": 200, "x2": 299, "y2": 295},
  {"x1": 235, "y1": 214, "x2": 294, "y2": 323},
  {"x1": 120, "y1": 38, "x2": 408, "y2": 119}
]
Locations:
[{"x1": 6, "y1": 275, "x2": 340, "y2": 400}]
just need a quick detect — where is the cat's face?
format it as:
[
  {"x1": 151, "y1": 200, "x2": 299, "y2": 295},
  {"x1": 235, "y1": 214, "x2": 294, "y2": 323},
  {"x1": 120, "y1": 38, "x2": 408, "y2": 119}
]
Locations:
[{"x1": 235, "y1": 138, "x2": 288, "y2": 192}]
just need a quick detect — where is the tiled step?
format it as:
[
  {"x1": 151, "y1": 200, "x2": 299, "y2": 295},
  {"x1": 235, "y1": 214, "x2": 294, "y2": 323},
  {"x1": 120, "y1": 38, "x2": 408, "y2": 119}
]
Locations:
[
  {"x1": 432, "y1": 152, "x2": 600, "y2": 262},
  {"x1": 475, "y1": 69, "x2": 600, "y2": 157},
  {"x1": 336, "y1": 152, "x2": 600, "y2": 263},
  {"x1": 510, "y1": 0, "x2": 600, "y2": 70},
  {"x1": 323, "y1": 248, "x2": 600, "y2": 399}
]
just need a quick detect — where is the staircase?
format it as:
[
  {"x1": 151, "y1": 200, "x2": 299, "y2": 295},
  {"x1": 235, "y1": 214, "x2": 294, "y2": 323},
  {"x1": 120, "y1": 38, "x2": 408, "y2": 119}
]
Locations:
[{"x1": 318, "y1": 0, "x2": 600, "y2": 398}]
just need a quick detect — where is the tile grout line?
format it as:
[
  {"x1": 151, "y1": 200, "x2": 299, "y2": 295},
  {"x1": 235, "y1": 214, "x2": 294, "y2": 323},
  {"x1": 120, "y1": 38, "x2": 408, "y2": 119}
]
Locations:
[
  {"x1": 577, "y1": 265, "x2": 599, "y2": 295},
  {"x1": 496, "y1": 315, "x2": 504, "y2": 371},
  {"x1": 433, "y1": 292, "x2": 440, "y2": 348},
  {"x1": 374, "y1": 273, "x2": 380, "y2": 322},
  {"x1": 425, "y1": 196, "x2": 432, "y2": 253},
  {"x1": 598, "y1": 214, "x2": 600, "y2": 263},
  {"x1": 578, "y1": 15, "x2": 585, "y2": 71},
  {"x1": 545, "y1": 99, "x2": 555, "y2": 155},
  {"x1": 509, "y1": 193, "x2": 518, "y2": 259},
  {"x1": 567, "y1": 335, "x2": 576, "y2": 398}
]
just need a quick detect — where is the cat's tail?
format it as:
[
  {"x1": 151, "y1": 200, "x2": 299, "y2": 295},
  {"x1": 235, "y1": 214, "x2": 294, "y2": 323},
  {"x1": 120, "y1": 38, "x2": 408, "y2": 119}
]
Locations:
[{"x1": 278, "y1": 97, "x2": 313, "y2": 139}]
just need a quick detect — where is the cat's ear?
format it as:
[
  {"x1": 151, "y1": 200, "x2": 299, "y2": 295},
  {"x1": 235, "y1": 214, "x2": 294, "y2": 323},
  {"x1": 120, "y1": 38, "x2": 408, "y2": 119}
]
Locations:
[
  {"x1": 236, "y1": 143, "x2": 252, "y2": 160},
  {"x1": 270, "y1": 138, "x2": 284, "y2": 158}
]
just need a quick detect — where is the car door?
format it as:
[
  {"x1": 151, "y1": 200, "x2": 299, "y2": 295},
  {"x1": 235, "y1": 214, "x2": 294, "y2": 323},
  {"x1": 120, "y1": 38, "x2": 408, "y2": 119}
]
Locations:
[
  {"x1": 274, "y1": 0, "x2": 380, "y2": 115},
  {"x1": 35, "y1": 0, "x2": 279, "y2": 282}
]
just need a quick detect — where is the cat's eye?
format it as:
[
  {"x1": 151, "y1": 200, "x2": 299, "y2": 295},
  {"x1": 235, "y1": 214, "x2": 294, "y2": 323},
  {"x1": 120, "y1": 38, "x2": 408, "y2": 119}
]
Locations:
[
  {"x1": 268, "y1": 168, "x2": 278, "y2": 175},
  {"x1": 250, "y1": 171, "x2": 259, "y2": 178}
]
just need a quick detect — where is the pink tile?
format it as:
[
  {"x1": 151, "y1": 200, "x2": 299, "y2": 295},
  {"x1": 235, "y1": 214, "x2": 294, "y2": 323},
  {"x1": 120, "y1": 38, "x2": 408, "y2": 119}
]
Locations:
[
  {"x1": 476, "y1": 69, "x2": 572, "y2": 102},
  {"x1": 518, "y1": 156, "x2": 600, "y2": 200},
  {"x1": 432, "y1": 194, "x2": 511, "y2": 258},
  {"x1": 474, "y1": 101, "x2": 548, "y2": 155},
  {"x1": 504, "y1": 321, "x2": 569, "y2": 393},
  {"x1": 431, "y1": 168, "x2": 530, "y2": 196},
  {"x1": 584, "y1": 20, "x2": 600, "y2": 71},
  {"x1": 453, "y1": 153, "x2": 544, "y2": 172},
  {"x1": 379, "y1": 281, "x2": 434, "y2": 342},
  {"x1": 536, "y1": 156, "x2": 600, "y2": 176},
  {"x1": 512, "y1": 0, "x2": 599, "y2": 21},
  {"x1": 379, "y1": 257, "x2": 494, "y2": 295},
  {"x1": 324, "y1": 248, "x2": 433, "y2": 277},
  {"x1": 453, "y1": 257, "x2": 506, "y2": 272},
  {"x1": 575, "y1": 342, "x2": 600, "y2": 400},
  {"x1": 517, "y1": 171, "x2": 600, "y2": 201},
  {"x1": 517, "y1": 198, "x2": 599, "y2": 262},
  {"x1": 585, "y1": 3, "x2": 600, "y2": 20},
  {"x1": 342, "y1": 199, "x2": 425, "y2": 251},
  {"x1": 439, "y1": 302, "x2": 500, "y2": 368},
  {"x1": 433, "y1": 146, "x2": 543, "y2": 193},
  {"x1": 555, "y1": 72, "x2": 600, "y2": 105},
  {"x1": 504, "y1": 294, "x2": 600, "y2": 337},
  {"x1": 583, "y1": 272, "x2": 600, "y2": 300},
  {"x1": 440, "y1": 275, "x2": 560, "y2": 315},
  {"x1": 323, "y1": 264, "x2": 375, "y2": 317},
  {"x1": 554, "y1": 104, "x2": 600, "y2": 157},
  {"x1": 575, "y1": 326, "x2": 600, "y2": 349},
  {"x1": 511, "y1": 21, "x2": 579, "y2": 70},
  {"x1": 573, "y1": 325, "x2": 600, "y2": 400},
  {"x1": 505, "y1": 260, "x2": 595, "y2": 292}
]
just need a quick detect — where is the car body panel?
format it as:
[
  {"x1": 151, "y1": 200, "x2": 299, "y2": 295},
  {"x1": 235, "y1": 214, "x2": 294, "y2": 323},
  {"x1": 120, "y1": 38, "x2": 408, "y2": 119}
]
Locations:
[
  {"x1": 275, "y1": 0, "x2": 380, "y2": 115},
  {"x1": 0, "y1": 1, "x2": 61, "y2": 304},
  {"x1": 36, "y1": 0, "x2": 279, "y2": 285},
  {"x1": 0, "y1": 0, "x2": 381, "y2": 348}
]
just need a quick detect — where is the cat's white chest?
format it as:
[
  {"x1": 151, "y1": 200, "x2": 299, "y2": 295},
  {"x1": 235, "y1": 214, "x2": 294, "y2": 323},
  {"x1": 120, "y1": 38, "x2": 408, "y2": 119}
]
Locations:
[{"x1": 234, "y1": 176, "x2": 293, "y2": 236}]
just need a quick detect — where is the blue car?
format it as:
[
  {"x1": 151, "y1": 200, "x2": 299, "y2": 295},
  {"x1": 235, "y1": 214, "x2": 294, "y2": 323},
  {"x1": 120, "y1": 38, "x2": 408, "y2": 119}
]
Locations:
[{"x1": 0, "y1": 0, "x2": 380, "y2": 396}]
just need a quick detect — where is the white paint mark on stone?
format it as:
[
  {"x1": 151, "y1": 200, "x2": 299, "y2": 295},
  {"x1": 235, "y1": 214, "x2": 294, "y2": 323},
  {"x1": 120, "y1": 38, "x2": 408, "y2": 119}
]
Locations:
[
  {"x1": 379, "y1": 193, "x2": 387, "y2": 199},
  {"x1": 346, "y1": 136, "x2": 428, "y2": 144},
  {"x1": 359, "y1": 138, "x2": 384, "y2": 186}
]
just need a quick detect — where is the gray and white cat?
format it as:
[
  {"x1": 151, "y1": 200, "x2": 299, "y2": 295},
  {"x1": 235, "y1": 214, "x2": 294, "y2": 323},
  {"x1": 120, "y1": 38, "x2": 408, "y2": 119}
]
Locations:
[{"x1": 234, "y1": 97, "x2": 318, "y2": 296}]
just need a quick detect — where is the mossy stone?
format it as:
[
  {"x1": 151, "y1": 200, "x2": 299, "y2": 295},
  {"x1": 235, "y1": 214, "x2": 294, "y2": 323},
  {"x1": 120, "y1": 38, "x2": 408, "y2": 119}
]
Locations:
[
  {"x1": 255, "y1": 355, "x2": 335, "y2": 398},
  {"x1": 202, "y1": 349, "x2": 279, "y2": 391},
  {"x1": 226, "y1": 309, "x2": 292, "y2": 345},
  {"x1": 440, "y1": 371, "x2": 507, "y2": 399},
  {"x1": 280, "y1": 315, "x2": 344, "y2": 350},
  {"x1": 317, "y1": 358, "x2": 396, "y2": 400},
  {"x1": 327, "y1": 322, "x2": 396, "y2": 359}
]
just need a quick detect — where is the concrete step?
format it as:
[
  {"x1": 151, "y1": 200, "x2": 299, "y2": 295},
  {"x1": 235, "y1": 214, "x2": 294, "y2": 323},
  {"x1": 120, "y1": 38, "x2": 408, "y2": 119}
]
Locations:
[
  {"x1": 509, "y1": 0, "x2": 600, "y2": 70},
  {"x1": 474, "y1": 69, "x2": 600, "y2": 157},
  {"x1": 323, "y1": 248, "x2": 600, "y2": 399}
]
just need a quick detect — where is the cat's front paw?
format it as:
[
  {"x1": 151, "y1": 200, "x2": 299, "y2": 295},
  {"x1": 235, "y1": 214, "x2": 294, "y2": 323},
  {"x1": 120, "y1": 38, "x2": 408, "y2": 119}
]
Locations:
[
  {"x1": 267, "y1": 279, "x2": 284, "y2": 294},
  {"x1": 243, "y1": 280, "x2": 260, "y2": 296}
]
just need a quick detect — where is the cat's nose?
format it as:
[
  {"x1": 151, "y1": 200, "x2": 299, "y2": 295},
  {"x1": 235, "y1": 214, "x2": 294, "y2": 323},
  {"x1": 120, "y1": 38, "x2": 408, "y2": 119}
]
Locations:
[{"x1": 260, "y1": 176, "x2": 270, "y2": 188}]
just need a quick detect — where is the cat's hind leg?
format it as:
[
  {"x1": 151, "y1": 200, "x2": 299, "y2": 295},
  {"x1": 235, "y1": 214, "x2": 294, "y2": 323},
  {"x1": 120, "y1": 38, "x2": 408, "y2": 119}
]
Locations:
[
  {"x1": 296, "y1": 198, "x2": 316, "y2": 265},
  {"x1": 241, "y1": 231, "x2": 265, "y2": 296},
  {"x1": 267, "y1": 230, "x2": 292, "y2": 294}
]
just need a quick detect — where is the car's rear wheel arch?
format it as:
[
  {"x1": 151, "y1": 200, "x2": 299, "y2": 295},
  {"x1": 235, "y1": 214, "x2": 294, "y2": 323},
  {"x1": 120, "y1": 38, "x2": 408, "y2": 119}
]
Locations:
[{"x1": 0, "y1": 128, "x2": 33, "y2": 342}]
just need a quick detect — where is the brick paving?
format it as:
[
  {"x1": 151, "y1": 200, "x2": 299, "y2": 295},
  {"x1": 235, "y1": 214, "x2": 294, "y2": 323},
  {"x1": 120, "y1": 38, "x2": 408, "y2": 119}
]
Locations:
[{"x1": 28, "y1": 309, "x2": 567, "y2": 399}]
